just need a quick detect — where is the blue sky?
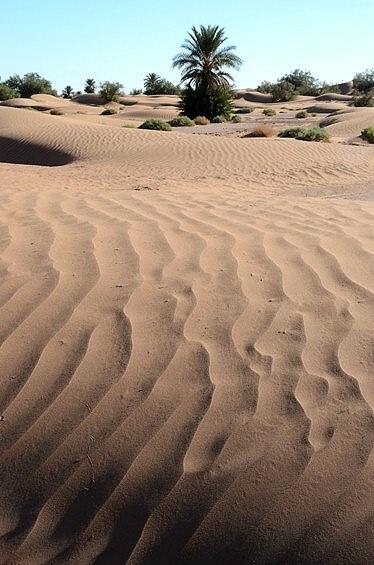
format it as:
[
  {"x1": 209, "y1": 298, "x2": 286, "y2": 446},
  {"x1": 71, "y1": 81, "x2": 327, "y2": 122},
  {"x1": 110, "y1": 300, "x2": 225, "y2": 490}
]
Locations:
[{"x1": 1, "y1": 0, "x2": 373, "y2": 93}]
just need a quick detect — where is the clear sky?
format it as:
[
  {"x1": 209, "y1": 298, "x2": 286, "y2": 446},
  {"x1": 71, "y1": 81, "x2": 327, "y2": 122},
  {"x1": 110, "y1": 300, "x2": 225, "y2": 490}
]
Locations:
[{"x1": 1, "y1": 0, "x2": 373, "y2": 93}]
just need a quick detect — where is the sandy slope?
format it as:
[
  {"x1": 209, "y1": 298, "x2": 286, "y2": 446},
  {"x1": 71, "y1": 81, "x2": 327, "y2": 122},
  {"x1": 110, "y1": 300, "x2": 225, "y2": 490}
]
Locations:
[{"x1": 0, "y1": 106, "x2": 373, "y2": 564}]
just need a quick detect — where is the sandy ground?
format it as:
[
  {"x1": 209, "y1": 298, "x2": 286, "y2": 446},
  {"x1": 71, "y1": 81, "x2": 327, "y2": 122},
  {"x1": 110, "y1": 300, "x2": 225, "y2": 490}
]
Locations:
[{"x1": 0, "y1": 98, "x2": 373, "y2": 564}]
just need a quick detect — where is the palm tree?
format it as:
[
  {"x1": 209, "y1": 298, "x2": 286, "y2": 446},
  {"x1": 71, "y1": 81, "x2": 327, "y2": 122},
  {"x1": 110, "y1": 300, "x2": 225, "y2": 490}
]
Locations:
[
  {"x1": 144, "y1": 73, "x2": 162, "y2": 94},
  {"x1": 172, "y1": 25, "x2": 242, "y2": 89},
  {"x1": 84, "y1": 78, "x2": 96, "y2": 94}
]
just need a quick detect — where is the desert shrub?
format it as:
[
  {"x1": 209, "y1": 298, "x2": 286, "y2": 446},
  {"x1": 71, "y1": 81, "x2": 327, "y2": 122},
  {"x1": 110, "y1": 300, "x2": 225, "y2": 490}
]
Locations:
[
  {"x1": 180, "y1": 85, "x2": 233, "y2": 121},
  {"x1": 84, "y1": 79, "x2": 96, "y2": 94},
  {"x1": 257, "y1": 80, "x2": 272, "y2": 93},
  {"x1": 168, "y1": 116, "x2": 194, "y2": 127},
  {"x1": 361, "y1": 127, "x2": 374, "y2": 143},
  {"x1": 123, "y1": 123, "x2": 136, "y2": 128},
  {"x1": 212, "y1": 115, "x2": 227, "y2": 123},
  {"x1": 101, "y1": 107, "x2": 118, "y2": 115},
  {"x1": 353, "y1": 93, "x2": 374, "y2": 107},
  {"x1": 236, "y1": 107, "x2": 255, "y2": 114},
  {"x1": 243, "y1": 125, "x2": 276, "y2": 138},
  {"x1": 353, "y1": 69, "x2": 374, "y2": 94},
  {"x1": 263, "y1": 108, "x2": 276, "y2": 116},
  {"x1": 143, "y1": 73, "x2": 180, "y2": 95},
  {"x1": 194, "y1": 116, "x2": 210, "y2": 125},
  {"x1": 99, "y1": 81, "x2": 123, "y2": 102},
  {"x1": 50, "y1": 108, "x2": 64, "y2": 115},
  {"x1": 270, "y1": 80, "x2": 296, "y2": 102},
  {"x1": 62, "y1": 85, "x2": 74, "y2": 99},
  {"x1": 279, "y1": 126, "x2": 330, "y2": 141},
  {"x1": 130, "y1": 88, "x2": 142, "y2": 95},
  {"x1": 296, "y1": 110, "x2": 309, "y2": 118},
  {"x1": 231, "y1": 115, "x2": 243, "y2": 123},
  {"x1": 5, "y1": 73, "x2": 56, "y2": 98},
  {"x1": 138, "y1": 119, "x2": 172, "y2": 131},
  {"x1": 0, "y1": 82, "x2": 19, "y2": 100}
]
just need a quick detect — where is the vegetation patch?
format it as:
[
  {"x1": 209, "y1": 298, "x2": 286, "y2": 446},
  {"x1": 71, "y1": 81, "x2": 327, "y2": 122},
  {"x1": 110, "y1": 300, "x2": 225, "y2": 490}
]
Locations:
[
  {"x1": 361, "y1": 127, "x2": 374, "y2": 143},
  {"x1": 278, "y1": 126, "x2": 330, "y2": 141},
  {"x1": 168, "y1": 116, "x2": 195, "y2": 127},
  {"x1": 263, "y1": 108, "x2": 276, "y2": 117},
  {"x1": 50, "y1": 108, "x2": 64, "y2": 116},
  {"x1": 212, "y1": 115, "x2": 227, "y2": 123},
  {"x1": 231, "y1": 115, "x2": 243, "y2": 123},
  {"x1": 101, "y1": 107, "x2": 118, "y2": 115},
  {"x1": 295, "y1": 110, "x2": 309, "y2": 118},
  {"x1": 138, "y1": 119, "x2": 172, "y2": 131}
]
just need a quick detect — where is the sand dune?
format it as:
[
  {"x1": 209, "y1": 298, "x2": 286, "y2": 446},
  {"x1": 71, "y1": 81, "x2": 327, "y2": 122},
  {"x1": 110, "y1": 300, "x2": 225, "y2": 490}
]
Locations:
[
  {"x1": 0, "y1": 103, "x2": 373, "y2": 564},
  {"x1": 321, "y1": 107, "x2": 374, "y2": 138}
]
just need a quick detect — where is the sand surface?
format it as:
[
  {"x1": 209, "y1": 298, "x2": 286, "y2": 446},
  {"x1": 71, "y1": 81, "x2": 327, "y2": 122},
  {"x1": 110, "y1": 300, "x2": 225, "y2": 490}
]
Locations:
[{"x1": 0, "y1": 102, "x2": 373, "y2": 564}]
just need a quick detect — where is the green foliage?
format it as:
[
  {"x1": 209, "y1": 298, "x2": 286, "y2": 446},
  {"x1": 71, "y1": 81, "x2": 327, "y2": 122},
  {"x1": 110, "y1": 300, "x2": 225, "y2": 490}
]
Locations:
[
  {"x1": 144, "y1": 73, "x2": 180, "y2": 95},
  {"x1": 138, "y1": 119, "x2": 172, "y2": 131},
  {"x1": 168, "y1": 116, "x2": 195, "y2": 127},
  {"x1": 50, "y1": 108, "x2": 64, "y2": 115},
  {"x1": 194, "y1": 116, "x2": 210, "y2": 125},
  {"x1": 257, "y1": 80, "x2": 272, "y2": 93},
  {"x1": 212, "y1": 115, "x2": 227, "y2": 123},
  {"x1": 101, "y1": 107, "x2": 118, "y2": 115},
  {"x1": 173, "y1": 25, "x2": 242, "y2": 89},
  {"x1": 278, "y1": 126, "x2": 330, "y2": 142},
  {"x1": 0, "y1": 82, "x2": 19, "y2": 101},
  {"x1": 257, "y1": 69, "x2": 341, "y2": 101},
  {"x1": 231, "y1": 114, "x2": 243, "y2": 123},
  {"x1": 353, "y1": 69, "x2": 374, "y2": 94},
  {"x1": 353, "y1": 93, "x2": 374, "y2": 107},
  {"x1": 99, "y1": 81, "x2": 123, "y2": 102},
  {"x1": 62, "y1": 85, "x2": 74, "y2": 99},
  {"x1": 5, "y1": 72, "x2": 56, "y2": 98},
  {"x1": 296, "y1": 110, "x2": 309, "y2": 118},
  {"x1": 269, "y1": 80, "x2": 296, "y2": 102},
  {"x1": 361, "y1": 127, "x2": 374, "y2": 143},
  {"x1": 130, "y1": 88, "x2": 142, "y2": 95},
  {"x1": 84, "y1": 79, "x2": 96, "y2": 94},
  {"x1": 263, "y1": 108, "x2": 276, "y2": 116},
  {"x1": 179, "y1": 85, "x2": 233, "y2": 120}
]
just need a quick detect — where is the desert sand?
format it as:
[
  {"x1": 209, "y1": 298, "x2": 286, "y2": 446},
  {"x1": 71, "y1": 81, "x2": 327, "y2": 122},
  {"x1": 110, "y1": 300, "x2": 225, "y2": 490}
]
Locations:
[{"x1": 0, "y1": 96, "x2": 373, "y2": 564}]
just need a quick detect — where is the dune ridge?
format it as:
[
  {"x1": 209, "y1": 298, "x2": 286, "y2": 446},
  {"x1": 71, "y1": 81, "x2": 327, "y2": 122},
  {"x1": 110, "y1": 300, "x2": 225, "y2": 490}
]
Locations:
[{"x1": 0, "y1": 104, "x2": 373, "y2": 564}]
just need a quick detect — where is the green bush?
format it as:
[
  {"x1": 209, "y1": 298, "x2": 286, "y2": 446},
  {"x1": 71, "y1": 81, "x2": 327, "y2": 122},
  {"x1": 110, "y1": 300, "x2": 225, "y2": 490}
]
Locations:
[
  {"x1": 279, "y1": 126, "x2": 330, "y2": 142},
  {"x1": 270, "y1": 80, "x2": 296, "y2": 102},
  {"x1": 263, "y1": 108, "x2": 276, "y2": 117},
  {"x1": 353, "y1": 93, "x2": 374, "y2": 107},
  {"x1": 130, "y1": 88, "x2": 142, "y2": 95},
  {"x1": 361, "y1": 127, "x2": 374, "y2": 143},
  {"x1": 62, "y1": 85, "x2": 74, "y2": 99},
  {"x1": 179, "y1": 85, "x2": 233, "y2": 121},
  {"x1": 5, "y1": 72, "x2": 56, "y2": 98},
  {"x1": 295, "y1": 110, "x2": 309, "y2": 118},
  {"x1": 231, "y1": 115, "x2": 243, "y2": 123},
  {"x1": 99, "y1": 81, "x2": 123, "y2": 102},
  {"x1": 50, "y1": 108, "x2": 64, "y2": 116},
  {"x1": 212, "y1": 115, "x2": 227, "y2": 123},
  {"x1": 168, "y1": 116, "x2": 194, "y2": 127},
  {"x1": 144, "y1": 73, "x2": 180, "y2": 95},
  {"x1": 0, "y1": 82, "x2": 19, "y2": 101},
  {"x1": 194, "y1": 116, "x2": 210, "y2": 125},
  {"x1": 138, "y1": 119, "x2": 172, "y2": 131},
  {"x1": 353, "y1": 69, "x2": 374, "y2": 94},
  {"x1": 84, "y1": 79, "x2": 96, "y2": 94},
  {"x1": 236, "y1": 107, "x2": 255, "y2": 114},
  {"x1": 101, "y1": 107, "x2": 118, "y2": 115}
]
